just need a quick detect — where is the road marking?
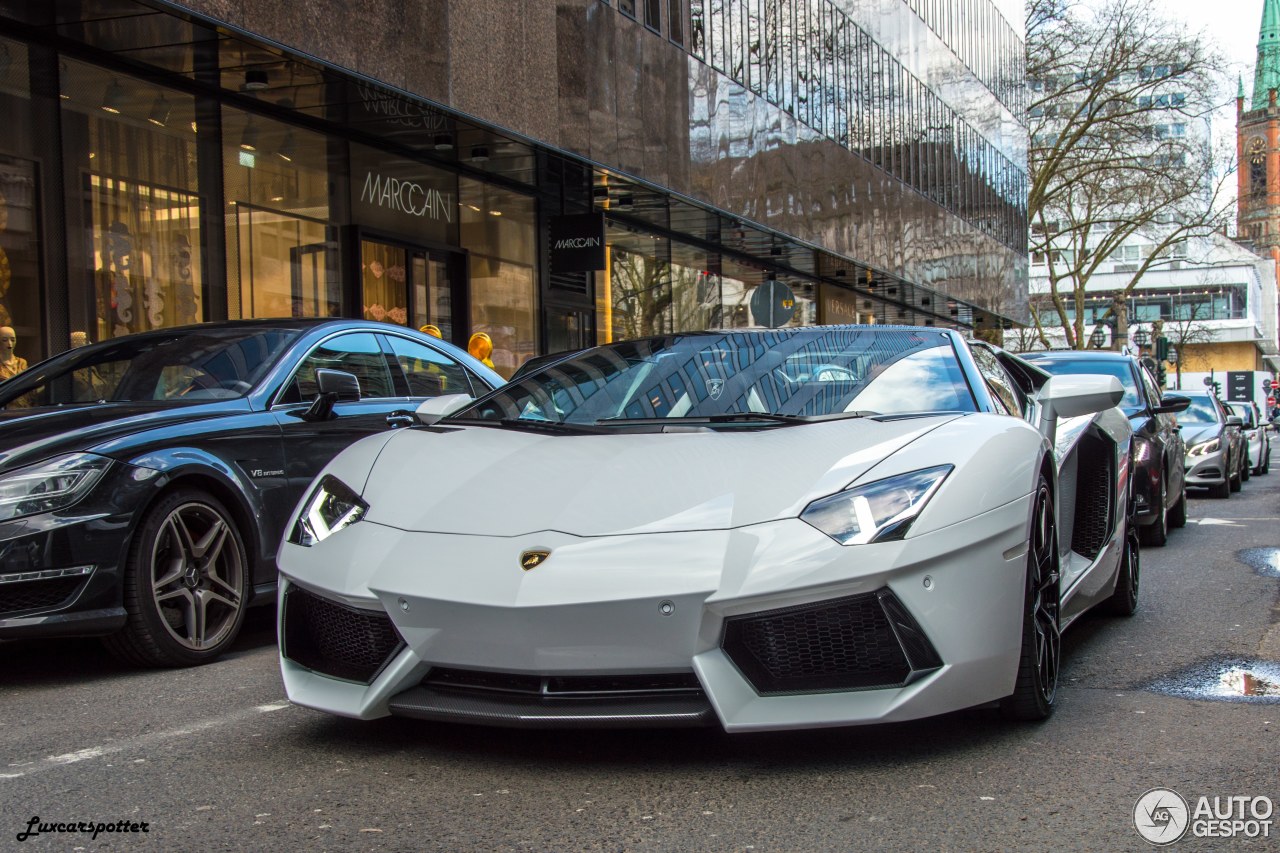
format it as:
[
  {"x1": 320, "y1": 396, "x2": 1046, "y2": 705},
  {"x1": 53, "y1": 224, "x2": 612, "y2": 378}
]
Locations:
[
  {"x1": 0, "y1": 700, "x2": 294, "y2": 780},
  {"x1": 1189, "y1": 518, "x2": 1244, "y2": 526}
]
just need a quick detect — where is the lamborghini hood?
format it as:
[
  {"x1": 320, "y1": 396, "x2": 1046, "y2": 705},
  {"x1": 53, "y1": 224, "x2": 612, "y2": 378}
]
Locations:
[{"x1": 358, "y1": 415, "x2": 961, "y2": 537}]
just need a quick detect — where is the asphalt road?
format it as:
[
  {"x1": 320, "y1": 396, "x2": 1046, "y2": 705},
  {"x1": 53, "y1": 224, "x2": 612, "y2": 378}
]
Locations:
[{"x1": 2, "y1": 472, "x2": 1278, "y2": 852}]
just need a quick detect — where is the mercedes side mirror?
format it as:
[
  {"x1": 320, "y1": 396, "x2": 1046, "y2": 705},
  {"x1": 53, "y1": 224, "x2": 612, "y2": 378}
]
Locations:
[
  {"x1": 1152, "y1": 394, "x2": 1190, "y2": 415},
  {"x1": 415, "y1": 393, "x2": 473, "y2": 425},
  {"x1": 302, "y1": 369, "x2": 362, "y2": 421}
]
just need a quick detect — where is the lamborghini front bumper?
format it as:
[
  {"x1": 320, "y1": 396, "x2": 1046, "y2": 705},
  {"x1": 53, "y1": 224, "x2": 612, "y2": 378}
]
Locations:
[{"x1": 278, "y1": 494, "x2": 1035, "y2": 732}]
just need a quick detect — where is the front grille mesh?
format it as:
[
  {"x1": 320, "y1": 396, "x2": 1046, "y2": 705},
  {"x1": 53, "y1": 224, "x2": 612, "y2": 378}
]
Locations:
[
  {"x1": 722, "y1": 590, "x2": 937, "y2": 694},
  {"x1": 0, "y1": 577, "x2": 85, "y2": 616},
  {"x1": 283, "y1": 587, "x2": 404, "y2": 683}
]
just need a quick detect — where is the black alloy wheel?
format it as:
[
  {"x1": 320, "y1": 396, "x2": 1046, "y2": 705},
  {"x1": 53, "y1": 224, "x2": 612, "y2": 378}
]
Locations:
[
  {"x1": 1230, "y1": 456, "x2": 1243, "y2": 492},
  {"x1": 1139, "y1": 470, "x2": 1168, "y2": 547},
  {"x1": 104, "y1": 488, "x2": 249, "y2": 667},
  {"x1": 1001, "y1": 477, "x2": 1060, "y2": 721}
]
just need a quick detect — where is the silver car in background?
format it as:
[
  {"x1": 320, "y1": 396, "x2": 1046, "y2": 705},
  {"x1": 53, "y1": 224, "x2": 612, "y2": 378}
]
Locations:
[
  {"x1": 1227, "y1": 401, "x2": 1270, "y2": 476},
  {"x1": 1181, "y1": 391, "x2": 1246, "y2": 498}
]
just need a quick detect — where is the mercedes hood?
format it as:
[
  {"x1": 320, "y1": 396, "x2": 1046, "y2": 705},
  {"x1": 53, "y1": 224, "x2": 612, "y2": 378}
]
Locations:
[{"x1": 357, "y1": 415, "x2": 960, "y2": 537}]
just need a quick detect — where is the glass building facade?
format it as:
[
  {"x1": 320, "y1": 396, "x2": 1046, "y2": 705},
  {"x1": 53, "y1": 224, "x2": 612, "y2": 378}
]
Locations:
[{"x1": 0, "y1": 0, "x2": 1026, "y2": 378}]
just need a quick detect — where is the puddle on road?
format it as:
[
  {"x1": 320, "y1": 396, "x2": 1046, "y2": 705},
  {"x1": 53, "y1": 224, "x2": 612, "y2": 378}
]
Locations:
[
  {"x1": 1238, "y1": 549, "x2": 1280, "y2": 578},
  {"x1": 1147, "y1": 658, "x2": 1280, "y2": 703}
]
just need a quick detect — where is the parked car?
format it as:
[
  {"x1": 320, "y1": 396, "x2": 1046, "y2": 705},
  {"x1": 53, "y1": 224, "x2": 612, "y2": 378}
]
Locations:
[
  {"x1": 1226, "y1": 400, "x2": 1270, "y2": 476},
  {"x1": 1179, "y1": 390, "x2": 1247, "y2": 498},
  {"x1": 0, "y1": 319, "x2": 503, "y2": 666},
  {"x1": 1021, "y1": 351, "x2": 1190, "y2": 547},
  {"x1": 279, "y1": 327, "x2": 1134, "y2": 730}
]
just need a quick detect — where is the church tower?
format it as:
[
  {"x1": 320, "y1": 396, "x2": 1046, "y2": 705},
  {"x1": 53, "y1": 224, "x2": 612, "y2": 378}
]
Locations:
[{"x1": 1238, "y1": 0, "x2": 1280, "y2": 249}]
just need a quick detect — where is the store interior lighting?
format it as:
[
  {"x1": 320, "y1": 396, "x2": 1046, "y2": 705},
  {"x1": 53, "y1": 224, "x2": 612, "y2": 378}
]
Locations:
[
  {"x1": 433, "y1": 133, "x2": 453, "y2": 150},
  {"x1": 147, "y1": 93, "x2": 171, "y2": 127},
  {"x1": 240, "y1": 119, "x2": 259, "y2": 151},
  {"x1": 242, "y1": 68, "x2": 269, "y2": 91},
  {"x1": 469, "y1": 145, "x2": 489, "y2": 163},
  {"x1": 100, "y1": 79, "x2": 125, "y2": 113},
  {"x1": 277, "y1": 130, "x2": 295, "y2": 162}
]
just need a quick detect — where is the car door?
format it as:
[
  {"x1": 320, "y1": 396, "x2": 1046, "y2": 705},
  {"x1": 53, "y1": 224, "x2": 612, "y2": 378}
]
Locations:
[
  {"x1": 270, "y1": 331, "x2": 412, "y2": 523},
  {"x1": 1138, "y1": 364, "x2": 1184, "y2": 505}
]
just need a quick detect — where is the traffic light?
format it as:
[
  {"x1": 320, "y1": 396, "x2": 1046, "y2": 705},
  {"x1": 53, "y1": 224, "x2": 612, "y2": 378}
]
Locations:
[
  {"x1": 1156, "y1": 361, "x2": 1167, "y2": 388},
  {"x1": 1155, "y1": 335, "x2": 1169, "y2": 362}
]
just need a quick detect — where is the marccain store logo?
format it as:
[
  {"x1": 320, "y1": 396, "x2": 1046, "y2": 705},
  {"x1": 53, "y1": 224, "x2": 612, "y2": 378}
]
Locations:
[{"x1": 1133, "y1": 788, "x2": 1274, "y2": 845}]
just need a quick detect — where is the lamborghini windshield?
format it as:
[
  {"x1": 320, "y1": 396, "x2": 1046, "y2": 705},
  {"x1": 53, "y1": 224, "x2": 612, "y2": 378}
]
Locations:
[{"x1": 452, "y1": 328, "x2": 977, "y2": 426}]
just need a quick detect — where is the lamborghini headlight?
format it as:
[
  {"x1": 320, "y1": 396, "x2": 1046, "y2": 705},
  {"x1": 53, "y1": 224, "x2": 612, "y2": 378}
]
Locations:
[
  {"x1": 290, "y1": 475, "x2": 368, "y2": 547},
  {"x1": 0, "y1": 453, "x2": 111, "y2": 523},
  {"x1": 801, "y1": 465, "x2": 953, "y2": 545},
  {"x1": 1188, "y1": 437, "x2": 1220, "y2": 457}
]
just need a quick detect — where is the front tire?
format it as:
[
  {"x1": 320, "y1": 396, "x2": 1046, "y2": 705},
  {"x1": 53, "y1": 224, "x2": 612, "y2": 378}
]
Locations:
[
  {"x1": 1168, "y1": 482, "x2": 1187, "y2": 528},
  {"x1": 1210, "y1": 474, "x2": 1232, "y2": 499},
  {"x1": 1001, "y1": 477, "x2": 1060, "y2": 722},
  {"x1": 1139, "y1": 472, "x2": 1168, "y2": 547},
  {"x1": 103, "y1": 488, "x2": 249, "y2": 667},
  {"x1": 1104, "y1": 513, "x2": 1141, "y2": 616}
]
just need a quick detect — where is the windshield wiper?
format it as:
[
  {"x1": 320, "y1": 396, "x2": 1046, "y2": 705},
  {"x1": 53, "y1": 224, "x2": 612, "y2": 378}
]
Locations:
[{"x1": 448, "y1": 416, "x2": 607, "y2": 434}]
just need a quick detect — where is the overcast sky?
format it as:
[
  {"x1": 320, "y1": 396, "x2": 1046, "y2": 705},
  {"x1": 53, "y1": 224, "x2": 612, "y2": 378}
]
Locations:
[{"x1": 1160, "y1": 0, "x2": 1263, "y2": 86}]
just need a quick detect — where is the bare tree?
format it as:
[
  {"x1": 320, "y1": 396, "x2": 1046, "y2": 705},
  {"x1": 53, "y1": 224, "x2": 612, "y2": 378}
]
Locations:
[
  {"x1": 1163, "y1": 292, "x2": 1216, "y2": 389},
  {"x1": 1027, "y1": 0, "x2": 1234, "y2": 349}
]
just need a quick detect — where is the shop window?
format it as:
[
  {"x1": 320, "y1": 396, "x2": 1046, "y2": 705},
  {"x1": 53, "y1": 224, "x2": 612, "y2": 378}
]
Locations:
[
  {"x1": 0, "y1": 37, "x2": 41, "y2": 362},
  {"x1": 461, "y1": 178, "x2": 537, "y2": 379},
  {"x1": 224, "y1": 107, "x2": 339, "y2": 320},
  {"x1": 62, "y1": 60, "x2": 201, "y2": 344}
]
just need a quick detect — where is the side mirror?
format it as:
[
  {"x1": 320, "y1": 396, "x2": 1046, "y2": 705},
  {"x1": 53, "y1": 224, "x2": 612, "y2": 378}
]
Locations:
[
  {"x1": 1036, "y1": 374, "x2": 1124, "y2": 419},
  {"x1": 1152, "y1": 394, "x2": 1190, "y2": 415},
  {"x1": 301, "y1": 369, "x2": 361, "y2": 422},
  {"x1": 316, "y1": 369, "x2": 361, "y2": 402},
  {"x1": 1226, "y1": 416, "x2": 1244, "y2": 428},
  {"x1": 415, "y1": 393, "x2": 473, "y2": 425}
]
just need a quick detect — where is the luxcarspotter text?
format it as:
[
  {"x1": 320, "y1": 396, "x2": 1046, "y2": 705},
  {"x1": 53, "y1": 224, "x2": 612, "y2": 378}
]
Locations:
[{"x1": 17, "y1": 816, "x2": 150, "y2": 842}]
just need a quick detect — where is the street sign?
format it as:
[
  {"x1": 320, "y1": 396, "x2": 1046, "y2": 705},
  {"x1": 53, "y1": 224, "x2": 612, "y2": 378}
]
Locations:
[
  {"x1": 1269, "y1": 396, "x2": 1276, "y2": 407},
  {"x1": 1227, "y1": 371, "x2": 1253, "y2": 402}
]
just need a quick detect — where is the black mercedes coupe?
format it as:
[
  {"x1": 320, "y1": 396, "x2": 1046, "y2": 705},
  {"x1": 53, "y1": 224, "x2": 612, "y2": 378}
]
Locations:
[{"x1": 0, "y1": 319, "x2": 503, "y2": 665}]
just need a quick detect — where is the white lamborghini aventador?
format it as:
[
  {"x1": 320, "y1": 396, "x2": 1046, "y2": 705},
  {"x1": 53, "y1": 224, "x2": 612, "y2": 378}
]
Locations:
[{"x1": 277, "y1": 327, "x2": 1135, "y2": 732}]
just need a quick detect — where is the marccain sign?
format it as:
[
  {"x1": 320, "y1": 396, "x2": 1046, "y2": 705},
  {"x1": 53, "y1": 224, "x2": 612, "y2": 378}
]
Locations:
[{"x1": 359, "y1": 172, "x2": 454, "y2": 222}]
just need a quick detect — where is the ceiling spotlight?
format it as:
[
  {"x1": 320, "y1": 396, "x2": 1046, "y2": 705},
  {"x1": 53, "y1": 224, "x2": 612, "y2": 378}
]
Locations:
[
  {"x1": 617, "y1": 194, "x2": 634, "y2": 209},
  {"x1": 469, "y1": 146, "x2": 490, "y2": 163},
  {"x1": 147, "y1": 93, "x2": 172, "y2": 127},
  {"x1": 100, "y1": 79, "x2": 125, "y2": 114},
  {"x1": 277, "y1": 130, "x2": 296, "y2": 162},
  {"x1": 835, "y1": 269, "x2": 847, "y2": 277},
  {"x1": 770, "y1": 247, "x2": 782, "y2": 256},
  {"x1": 240, "y1": 119, "x2": 259, "y2": 152},
  {"x1": 242, "y1": 68, "x2": 269, "y2": 91},
  {"x1": 433, "y1": 133, "x2": 454, "y2": 151},
  {"x1": 592, "y1": 186, "x2": 610, "y2": 199}
]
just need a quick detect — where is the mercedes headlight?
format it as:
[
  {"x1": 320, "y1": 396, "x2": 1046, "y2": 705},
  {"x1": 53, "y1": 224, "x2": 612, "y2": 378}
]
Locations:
[
  {"x1": 1188, "y1": 437, "x2": 1220, "y2": 457},
  {"x1": 801, "y1": 465, "x2": 953, "y2": 545},
  {"x1": 0, "y1": 453, "x2": 111, "y2": 523},
  {"x1": 290, "y1": 475, "x2": 368, "y2": 546}
]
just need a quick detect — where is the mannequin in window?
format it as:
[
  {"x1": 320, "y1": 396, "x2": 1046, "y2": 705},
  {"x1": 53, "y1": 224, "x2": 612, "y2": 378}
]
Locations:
[{"x1": 0, "y1": 325, "x2": 25, "y2": 382}]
